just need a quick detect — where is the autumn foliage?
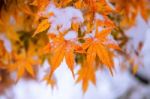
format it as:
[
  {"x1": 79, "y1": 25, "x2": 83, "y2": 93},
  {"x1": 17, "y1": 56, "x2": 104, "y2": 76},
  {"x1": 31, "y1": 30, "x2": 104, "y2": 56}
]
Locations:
[{"x1": 0, "y1": 0, "x2": 150, "y2": 93}]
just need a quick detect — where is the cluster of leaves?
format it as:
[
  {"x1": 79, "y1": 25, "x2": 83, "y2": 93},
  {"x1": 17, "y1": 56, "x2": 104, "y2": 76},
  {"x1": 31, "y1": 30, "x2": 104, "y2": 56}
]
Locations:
[{"x1": 0, "y1": 0, "x2": 149, "y2": 93}]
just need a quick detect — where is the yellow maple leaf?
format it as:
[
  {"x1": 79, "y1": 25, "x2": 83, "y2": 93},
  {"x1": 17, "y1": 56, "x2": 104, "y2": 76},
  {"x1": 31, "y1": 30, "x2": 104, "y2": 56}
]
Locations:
[
  {"x1": 132, "y1": 64, "x2": 138, "y2": 74},
  {"x1": 25, "y1": 63, "x2": 35, "y2": 77},
  {"x1": 33, "y1": 19, "x2": 50, "y2": 37}
]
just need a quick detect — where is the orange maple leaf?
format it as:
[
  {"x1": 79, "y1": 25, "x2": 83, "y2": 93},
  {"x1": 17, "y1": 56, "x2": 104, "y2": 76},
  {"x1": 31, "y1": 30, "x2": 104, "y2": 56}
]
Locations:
[
  {"x1": 82, "y1": 27, "x2": 119, "y2": 75},
  {"x1": 76, "y1": 61, "x2": 96, "y2": 93},
  {"x1": 48, "y1": 36, "x2": 78, "y2": 79},
  {"x1": 8, "y1": 52, "x2": 36, "y2": 80}
]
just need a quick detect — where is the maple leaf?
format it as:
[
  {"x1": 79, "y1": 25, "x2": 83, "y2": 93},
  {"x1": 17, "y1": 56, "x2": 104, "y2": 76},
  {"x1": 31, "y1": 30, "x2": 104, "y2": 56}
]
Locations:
[
  {"x1": 86, "y1": 44, "x2": 96, "y2": 67},
  {"x1": 82, "y1": 27, "x2": 119, "y2": 75},
  {"x1": 132, "y1": 64, "x2": 138, "y2": 74},
  {"x1": 76, "y1": 61, "x2": 96, "y2": 93},
  {"x1": 0, "y1": 40, "x2": 6, "y2": 57},
  {"x1": 71, "y1": 22, "x2": 79, "y2": 32},
  {"x1": 17, "y1": 64, "x2": 25, "y2": 80},
  {"x1": 49, "y1": 43, "x2": 66, "y2": 78},
  {"x1": 95, "y1": 43, "x2": 114, "y2": 75},
  {"x1": 65, "y1": 47, "x2": 75, "y2": 77},
  {"x1": 31, "y1": 0, "x2": 50, "y2": 10},
  {"x1": 95, "y1": 27, "x2": 120, "y2": 50},
  {"x1": 24, "y1": 62, "x2": 35, "y2": 77},
  {"x1": 75, "y1": 25, "x2": 119, "y2": 92},
  {"x1": 43, "y1": 73, "x2": 57, "y2": 89},
  {"x1": 48, "y1": 36, "x2": 77, "y2": 79},
  {"x1": 83, "y1": 0, "x2": 113, "y2": 14},
  {"x1": 95, "y1": 0, "x2": 113, "y2": 14},
  {"x1": 8, "y1": 52, "x2": 36, "y2": 80},
  {"x1": 74, "y1": 0, "x2": 82, "y2": 9},
  {"x1": 19, "y1": 5, "x2": 33, "y2": 15},
  {"x1": 33, "y1": 19, "x2": 50, "y2": 37}
]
